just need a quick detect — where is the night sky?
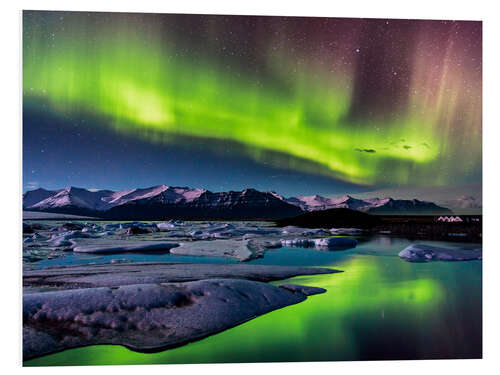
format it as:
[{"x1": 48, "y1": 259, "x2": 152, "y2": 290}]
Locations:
[{"x1": 22, "y1": 11, "x2": 482, "y2": 198}]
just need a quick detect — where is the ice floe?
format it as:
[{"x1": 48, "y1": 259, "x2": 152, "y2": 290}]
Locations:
[
  {"x1": 73, "y1": 241, "x2": 179, "y2": 254},
  {"x1": 23, "y1": 262, "x2": 339, "y2": 291},
  {"x1": 23, "y1": 278, "x2": 326, "y2": 360},
  {"x1": 281, "y1": 237, "x2": 357, "y2": 250},
  {"x1": 398, "y1": 244, "x2": 482, "y2": 262},
  {"x1": 171, "y1": 239, "x2": 260, "y2": 261}
]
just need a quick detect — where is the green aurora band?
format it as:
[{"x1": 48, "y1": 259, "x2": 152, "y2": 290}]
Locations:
[{"x1": 23, "y1": 12, "x2": 482, "y2": 186}]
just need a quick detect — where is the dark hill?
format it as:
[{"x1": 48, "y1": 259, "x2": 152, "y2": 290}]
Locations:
[{"x1": 275, "y1": 208, "x2": 381, "y2": 229}]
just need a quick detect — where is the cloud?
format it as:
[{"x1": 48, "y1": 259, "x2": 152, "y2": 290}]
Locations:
[
  {"x1": 25, "y1": 181, "x2": 39, "y2": 190},
  {"x1": 354, "y1": 148, "x2": 376, "y2": 153}
]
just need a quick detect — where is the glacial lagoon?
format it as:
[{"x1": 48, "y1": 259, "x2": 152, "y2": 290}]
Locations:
[{"x1": 23, "y1": 221, "x2": 482, "y2": 365}]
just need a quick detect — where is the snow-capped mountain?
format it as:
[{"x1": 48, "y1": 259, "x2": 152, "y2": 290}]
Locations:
[
  {"x1": 285, "y1": 194, "x2": 370, "y2": 211},
  {"x1": 23, "y1": 185, "x2": 452, "y2": 219},
  {"x1": 22, "y1": 188, "x2": 61, "y2": 208},
  {"x1": 285, "y1": 195, "x2": 335, "y2": 210},
  {"x1": 23, "y1": 186, "x2": 303, "y2": 220},
  {"x1": 284, "y1": 194, "x2": 452, "y2": 214},
  {"x1": 103, "y1": 188, "x2": 304, "y2": 220},
  {"x1": 29, "y1": 187, "x2": 117, "y2": 211},
  {"x1": 26, "y1": 186, "x2": 205, "y2": 211},
  {"x1": 362, "y1": 197, "x2": 452, "y2": 214}
]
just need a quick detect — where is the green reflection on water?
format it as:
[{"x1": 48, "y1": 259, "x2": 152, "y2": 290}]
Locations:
[{"x1": 25, "y1": 245, "x2": 481, "y2": 366}]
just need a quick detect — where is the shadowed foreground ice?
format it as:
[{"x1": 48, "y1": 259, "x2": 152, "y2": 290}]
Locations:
[
  {"x1": 23, "y1": 259, "x2": 338, "y2": 360},
  {"x1": 24, "y1": 279, "x2": 326, "y2": 360},
  {"x1": 23, "y1": 262, "x2": 339, "y2": 293}
]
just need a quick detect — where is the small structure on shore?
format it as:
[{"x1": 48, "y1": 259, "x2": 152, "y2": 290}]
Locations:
[{"x1": 437, "y1": 216, "x2": 463, "y2": 223}]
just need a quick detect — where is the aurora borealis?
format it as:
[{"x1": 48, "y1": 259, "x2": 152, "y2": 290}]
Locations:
[{"x1": 22, "y1": 11, "x2": 482, "y2": 196}]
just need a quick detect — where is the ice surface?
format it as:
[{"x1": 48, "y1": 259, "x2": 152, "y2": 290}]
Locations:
[
  {"x1": 23, "y1": 278, "x2": 326, "y2": 360},
  {"x1": 73, "y1": 241, "x2": 179, "y2": 254},
  {"x1": 398, "y1": 244, "x2": 482, "y2": 262},
  {"x1": 23, "y1": 220, "x2": 361, "y2": 267},
  {"x1": 281, "y1": 237, "x2": 357, "y2": 250},
  {"x1": 171, "y1": 239, "x2": 260, "y2": 261}
]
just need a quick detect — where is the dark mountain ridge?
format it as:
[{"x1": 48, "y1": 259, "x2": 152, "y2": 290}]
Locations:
[{"x1": 23, "y1": 185, "x2": 453, "y2": 220}]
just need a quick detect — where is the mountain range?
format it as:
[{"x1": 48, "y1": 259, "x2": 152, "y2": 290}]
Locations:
[
  {"x1": 284, "y1": 194, "x2": 453, "y2": 214},
  {"x1": 23, "y1": 185, "x2": 453, "y2": 220}
]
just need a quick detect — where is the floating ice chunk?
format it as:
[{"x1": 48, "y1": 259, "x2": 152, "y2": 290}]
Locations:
[
  {"x1": 210, "y1": 232, "x2": 231, "y2": 239},
  {"x1": 210, "y1": 230, "x2": 243, "y2": 239},
  {"x1": 110, "y1": 258, "x2": 132, "y2": 264},
  {"x1": 47, "y1": 230, "x2": 94, "y2": 247},
  {"x1": 303, "y1": 229, "x2": 331, "y2": 236},
  {"x1": 125, "y1": 226, "x2": 153, "y2": 235},
  {"x1": 312, "y1": 237, "x2": 358, "y2": 249},
  {"x1": 248, "y1": 240, "x2": 282, "y2": 251},
  {"x1": 104, "y1": 223, "x2": 121, "y2": 231},
  {"x1": 52, "y1": 239, "x2": 73, "y2": 247},
  {"x1": 281, "y1": 238, "x2": 313, "y2": 247},
  {"x1": 32, "y1": 233, "x2": 48, "y2": 241},
  {"x1": 119, "y1": 222, "x2": 154, "y2": 230},
  {"x1": 398, "y1": 244, "x2": 482, "y2": 262},
  {"x1": 281, "y1": 237, "x2": 357, "y2": 250},
  {"x1": 205, "y1": 226, "x2": 231, "y2": 234},
  {"x1": 156, "y1": 222, "x2": 176, "y2": 231},
  {"x1": 241, "y1": 228, "x2": 281, "y2": 236},
  {"x1": 281, "y1": 226, "x2": 305, "y2": 235},
  {"x1": 330, "y1": 228, "x2": 364, "y2": 235},
  {"x1": 81, "y1": 225, "x2": 102, "y2": 233},
  {"x1": 156, "y1": 220, "x2": 184, "y2": 231},
  {"x1": 49, "y1": 230, "x2": 92, "y2": 241},
  {"x1": 95, "y1": 231, "x2": 115, "y2": 237},
  {"x1": 58, "y1": 223, "x2": 85, "y2": 231},
  {"x1": 172, "y1": 239, "x2": 260, "y2": 261},
  {"x1": 73, "y1": 241, "x2": 179, "y2": 254}
]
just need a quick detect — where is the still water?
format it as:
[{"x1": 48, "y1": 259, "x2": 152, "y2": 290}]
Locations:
[{"x1": 24, "y1": 236, "x2": 482, "y2": 365}]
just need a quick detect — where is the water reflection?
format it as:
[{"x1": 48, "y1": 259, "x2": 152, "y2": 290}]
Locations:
[{"x1": 24, "y1": 237, "x2": 482, "y2": 365}]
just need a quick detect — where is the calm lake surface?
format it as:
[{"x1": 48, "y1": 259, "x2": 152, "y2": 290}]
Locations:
[{"x1": 24, "y1": 235, "x2": 482, "y2": 365}]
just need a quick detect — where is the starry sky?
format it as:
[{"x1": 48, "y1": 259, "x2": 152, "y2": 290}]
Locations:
[{"x1": 22, "y1": 11, "x2": 482, "y2": 198}]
